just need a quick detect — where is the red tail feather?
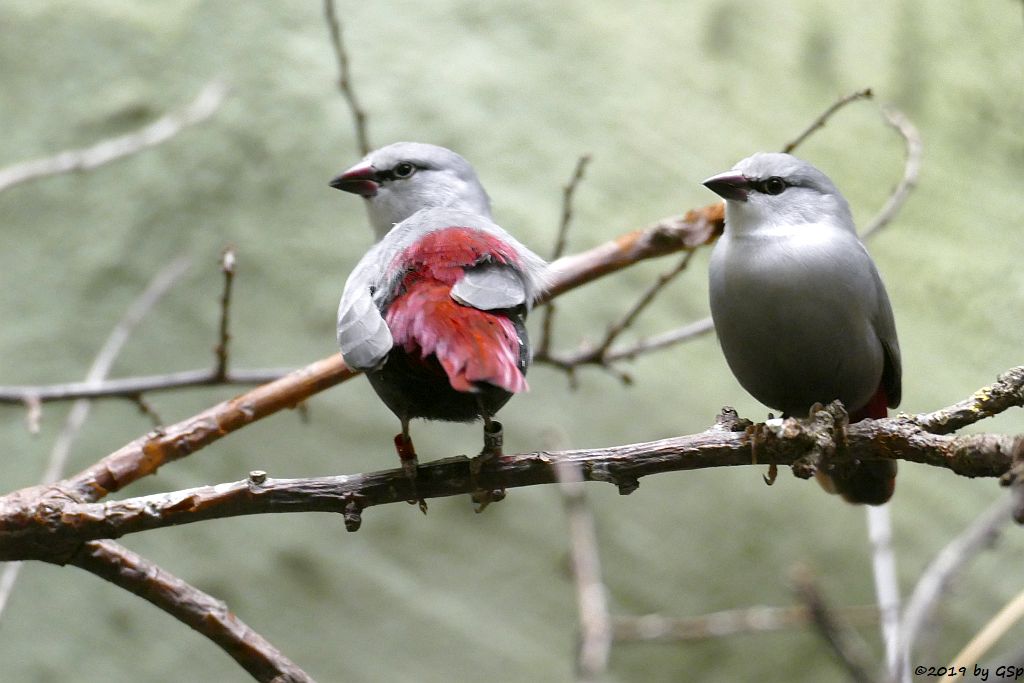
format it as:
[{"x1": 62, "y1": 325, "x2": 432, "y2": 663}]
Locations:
[{"x1": 850, "y1": 385, "x2": 889, "y2": 422}]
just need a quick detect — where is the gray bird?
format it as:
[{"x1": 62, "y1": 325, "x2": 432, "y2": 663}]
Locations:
[{"x1": 704, "y1": 152, "x2": 901, "y2": 505}]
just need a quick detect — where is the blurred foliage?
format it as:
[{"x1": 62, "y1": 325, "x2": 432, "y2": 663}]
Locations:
[{"x1": 0, "y1": 1, "x2": 1022, "y2": 681}]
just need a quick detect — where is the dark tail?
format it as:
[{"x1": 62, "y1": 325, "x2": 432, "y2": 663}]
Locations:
[
  {"x1": 815, "y1": 387, "x2": 896, "y2": 505},
  {"x1": 816, "y1": 460, "x2": 897, "y2": 505}
]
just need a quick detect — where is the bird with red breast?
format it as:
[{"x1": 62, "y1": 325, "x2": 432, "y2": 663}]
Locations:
[{"x1": 331, "y1": 142, "x2": 546, "y2": 505}]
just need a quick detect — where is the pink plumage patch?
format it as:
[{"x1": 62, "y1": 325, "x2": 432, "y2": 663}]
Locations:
[{"x1": 385, "y1": 227, "x2": 527, "y2": 394}]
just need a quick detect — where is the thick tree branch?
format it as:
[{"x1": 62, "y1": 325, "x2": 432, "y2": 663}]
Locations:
[
  {"x1": 56, "y1": 354, "x2": 357, "y2": 503},
  {"x1": 4, "y1": 389, "x2": 1021, "y2": 563},
  {"x1": 69, "y1": 540, "x2": 314, "y2": 683},
  {"x1": 0, "y1": 257, "x2": 190, "y2": 620},
  {"x1": 541, "y1": 204, "x2": 724, "y2": 303}
]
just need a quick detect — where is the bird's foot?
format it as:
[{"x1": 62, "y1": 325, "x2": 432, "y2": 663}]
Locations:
[
  {"x1": 394, "y1": 433, "x2": 428, "y2": 514},
  {"x1": 470, "y1": 420, "x2": 505, "y2": 513}
]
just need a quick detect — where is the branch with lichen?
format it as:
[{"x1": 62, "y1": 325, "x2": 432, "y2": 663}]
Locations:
[{"x1": 3, "y1": 369, "x2": 1021, "y2": 563}]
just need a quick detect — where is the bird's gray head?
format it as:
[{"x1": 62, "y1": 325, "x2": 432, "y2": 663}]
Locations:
[
  {"x1": 329, "y1": 142, "x2": 492, "y2": 239},
  {"x1": 702, "y1": 152, "x2": 854, "y2": 234}
]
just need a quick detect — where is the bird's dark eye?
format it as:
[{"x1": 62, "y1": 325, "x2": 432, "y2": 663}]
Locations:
[
  {"x1": 762, "y1": 176, "x2": 787, "y2": 195},
  {"x1": 392, "y1": 162, "x2": 416, "y2": 179}
]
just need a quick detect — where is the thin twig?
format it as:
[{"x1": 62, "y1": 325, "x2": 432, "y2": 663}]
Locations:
[
  {"x1": 0, "y1": 367, "x2": 295, "y2": 404},
  {"x1": 131, "y1": 394, "x2": 164, "y2": 427},
  {"x1": 898, "y1": 496, "x2": 1015, "y2": 682},
  {"x1": 861, "y1": 106, "x2": 923, "y2": 239},
  {"x1": 790, "y1": 565, "x2": 885, "y2": 683},
  {"x1": 556, "y1": 461, "x2": 612, "y2": 682},
  {"x1": 0, "y1": 81, "x2": 227, "y2": 194},
  {"x1": 613, "y1": 605, "x2": 880, "y2": 642},
  {"x1": 324, "y1": 0, "x2": 370, "y2": 155},
  {"x1": 782, "y1": 88, "x2": 874, "y2": 154},
  {"x1": 0, "y1": 257, "x2": 190, "y2": 620},
  {"x1": 595, "y1": 251, "x2": 695, "y2": 359},
  {"x1": 213, "y1": 246, "x2": 236, "y2": 380},
  {"x1": 69, "y1": 540, "x2": 314, "y2": 683},
  {"x1": 601, "y1": 317, "x2": 715, "y2": 363},
  {"x1": 538, "y1": 154, "x2": 591, "y2": 359},
  {"x1": 554, "y1": 154, "x2": 592, "y2": 262}
]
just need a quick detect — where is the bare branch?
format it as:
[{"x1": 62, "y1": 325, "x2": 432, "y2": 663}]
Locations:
[
  {"x1": 538, "y1": 251, "x2": 698, "y2": 379},
  {"x1": 596, "y1": 251, "x2": 695, "y2": 357},
  {"x1": 131, "y1": 394, "x2": 164, "y2": 427},
  {"x1": 944, "y1": 586, "x2": 1024, "y2": 681},
  {"x1": 790, "y1": 564, "x2": 885, "y2": 683},
  {"x1": 865, "y1": 506, "x2": 902, "y2": 680},
  {"x1": 48, "y1": 354, "x2": 356, "y2": 504},
  {"x1": 213, "y1": 246, "x2": 237, "y2": 380},
  {"x1": 898, "y1": 496, "x2": 1016, "y2": 681},
  {"x1": 613, "y1": 605, "x2": 880, "y2": 643},
  {"x1": 0, "y1": 81, "x2": 227, "y2": 194},
  {"x1": 556, "y1": 461, "x2": 612, "y2": 682},
  {"x1": 913, "y1": 366, "x2": 1024, "y2": 435},
  {"x1": 601, "y1": 316, "x2": 715, "y2": 363},
  {"x1": 538, "y1": 154, "x2": 591, "y2": 359},
  {"x1": 22, "y1": 394, "x2": 40, "y2": 434},
  {"x1": 4, "y1": 395, "x2": 1022, "y2": 562},
  {"x1": 541, "y1": 204, "x2": 724, "y2": 303},
  {"x1": 0, "y1": 257, "x2": 190, "y2": 620},
  {"x1": 861, "y1": 106, "x2": 923, "y2": 240},
  {"x1": 324, "y1": 0, "x2": 370, "y2": 155},
  {"x1": 69, "y1": 540, "x2": 314, "y2": 683},
  {"x1": 0, "y1": 367, "x2": 294, "y2": 404},
  {"x1": 553, "y1": 154, "x2": 592, "y2": 262},
  {"x1": 782, "y1": 88, "x2": 874, "y2": 154}
]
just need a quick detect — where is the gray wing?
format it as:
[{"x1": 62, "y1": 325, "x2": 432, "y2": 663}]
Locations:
[
  {"x1": 337, "y1": 256, "x2": 393, "y2": 371},
  {"x1": 451, "y1": 261, "x2": 528, "y2": 310},
  {"x1": 869, "y1": 257, "x2": 902, "y2": 408}
]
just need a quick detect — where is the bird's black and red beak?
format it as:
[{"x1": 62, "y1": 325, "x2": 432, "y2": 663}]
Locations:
[
  {"x1": 329, "y1": 164, "x2": 379, "y2": 198},
  {"x1": 702, "y1": 171, "x2": 750, "y2": 202}
]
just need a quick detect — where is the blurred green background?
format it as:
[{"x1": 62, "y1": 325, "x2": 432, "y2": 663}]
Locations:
[{"x1": 1, "y1": 2, "x2": 1022, "y2": 681}]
